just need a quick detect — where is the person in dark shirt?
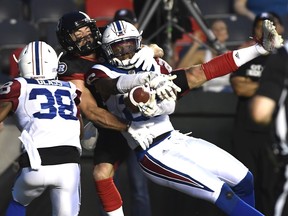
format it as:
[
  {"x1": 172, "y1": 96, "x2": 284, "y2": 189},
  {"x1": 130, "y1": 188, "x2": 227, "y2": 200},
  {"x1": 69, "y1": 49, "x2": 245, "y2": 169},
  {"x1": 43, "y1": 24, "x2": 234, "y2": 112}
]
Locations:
[
  {"x1": 251, "y1": 41, "x2": 288, "y2": 216},
  {"x1": 230, "y1": 12, "x2": 285, "y2": 215}
]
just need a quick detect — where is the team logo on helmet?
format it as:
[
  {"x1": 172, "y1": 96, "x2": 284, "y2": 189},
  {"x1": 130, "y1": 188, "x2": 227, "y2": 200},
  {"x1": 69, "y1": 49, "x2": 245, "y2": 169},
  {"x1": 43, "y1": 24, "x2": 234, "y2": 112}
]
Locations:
[{"x1": 58, "y1": 62, "x2": 68, "y2": 74}]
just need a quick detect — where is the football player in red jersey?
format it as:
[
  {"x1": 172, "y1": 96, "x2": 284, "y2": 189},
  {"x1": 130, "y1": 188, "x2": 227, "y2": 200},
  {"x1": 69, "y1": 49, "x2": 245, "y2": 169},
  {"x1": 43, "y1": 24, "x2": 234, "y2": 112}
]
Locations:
[{"x1": 56, "y1": 11, "x2": 166, "y2": 216}]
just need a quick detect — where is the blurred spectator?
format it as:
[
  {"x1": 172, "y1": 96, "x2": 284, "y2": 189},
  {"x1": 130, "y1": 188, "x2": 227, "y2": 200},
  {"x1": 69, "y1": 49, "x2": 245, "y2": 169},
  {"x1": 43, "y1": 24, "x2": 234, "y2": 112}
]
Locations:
[
  {"x1": 114, "y1": 9, "x2": 138, "y2": 28},
  {"x1": 73, "y1": 0, "x2": 85, "y2": 11},
  {"x1": 230, "y1": 12, "x2": 285, "y2": 215},
  {"x1": 233, "y1": 0, "x2": 288, "y2": 21},
  {"x1": 177, "y1": 19, "x2": 232, "y2": 92}
]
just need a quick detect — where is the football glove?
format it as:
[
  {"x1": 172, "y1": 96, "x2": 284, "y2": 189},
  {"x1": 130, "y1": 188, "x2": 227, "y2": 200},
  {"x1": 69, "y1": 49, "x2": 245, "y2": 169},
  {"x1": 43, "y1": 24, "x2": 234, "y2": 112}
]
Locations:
[
  {"x1": 130, "y1": 46, "x2": 155, "y2": 71},
  {"x1": 138, "y1": 92, "x2": 159, "y2": 117},
  {"x1": 148, "y1": 73, "x2": 181, "y2": 101},
  {"x1": 128, "y1": 121, "x2": 155, "y2": 150},
  {"x1": 255, "y1": 19, "x2": 284, "y2": 54}
]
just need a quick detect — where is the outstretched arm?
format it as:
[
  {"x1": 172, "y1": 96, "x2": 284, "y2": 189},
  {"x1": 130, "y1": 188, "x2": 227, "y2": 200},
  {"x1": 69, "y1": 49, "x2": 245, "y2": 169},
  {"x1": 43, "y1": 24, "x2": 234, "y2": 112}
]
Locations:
[
  {"x1": 174, "y1": 20, "x2": 284, "y2": 93},
  {"x1": 71, "y1": 79, "x2": 128, "y2": 131},
  {"x1": 172, "y1": 45, "x2": 263, "y2": 91}
]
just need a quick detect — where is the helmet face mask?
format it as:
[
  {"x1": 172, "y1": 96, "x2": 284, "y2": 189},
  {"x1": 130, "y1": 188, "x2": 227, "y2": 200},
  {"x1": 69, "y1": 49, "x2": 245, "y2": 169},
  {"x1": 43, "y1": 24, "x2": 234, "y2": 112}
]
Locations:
[
  {"x1": 102, "y1": 20, "x2": 142, "y2": 69},
  {"x1": 110, "y1": 39, "x2": 138, "y2": 59},
  {"x1": 70, "y1": 29, "x2": 94, "y2": 54},
  {"x1": 17, "y1": 41, "x2": 59, "y2": 80},
  {"x1": 56, "y1": 11, "x2": 102, "y2": 56}
]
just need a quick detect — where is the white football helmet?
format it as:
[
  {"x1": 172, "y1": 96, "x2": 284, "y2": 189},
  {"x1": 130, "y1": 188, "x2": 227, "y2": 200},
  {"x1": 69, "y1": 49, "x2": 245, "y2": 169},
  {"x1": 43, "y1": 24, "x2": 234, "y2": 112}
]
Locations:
[
  {"x1": 15, "y1": 41, "x2": 60, "y2": 80},
  {"x1": 101, "y1": 20, "x2": 142, "y2": 69}
]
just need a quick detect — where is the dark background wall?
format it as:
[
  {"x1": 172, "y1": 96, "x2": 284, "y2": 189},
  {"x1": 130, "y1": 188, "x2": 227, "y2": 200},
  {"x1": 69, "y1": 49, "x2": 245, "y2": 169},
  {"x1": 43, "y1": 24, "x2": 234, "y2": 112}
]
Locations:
[{"x1": 0, "y1": 91, "x2": 238, "y2": 216}]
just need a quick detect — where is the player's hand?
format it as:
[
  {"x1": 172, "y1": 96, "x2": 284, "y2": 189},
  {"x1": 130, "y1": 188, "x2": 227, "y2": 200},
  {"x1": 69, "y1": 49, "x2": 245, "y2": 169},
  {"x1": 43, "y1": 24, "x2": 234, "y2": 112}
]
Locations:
[
  {"x1": 130, "y1": 46, "x2": 155, "y2": 71},
  {"x1": 148, "y1": 74, "x2": 181, "y2": 100},
  {"x1": 138, "y1": 92, "x2": 159, "y2": 117},
  {"x1": 128, "y1": 121, "x2": 154, "y2": 150},
  {"x1": 256, "y1": 20, "x2": 284, "y2": 54}
]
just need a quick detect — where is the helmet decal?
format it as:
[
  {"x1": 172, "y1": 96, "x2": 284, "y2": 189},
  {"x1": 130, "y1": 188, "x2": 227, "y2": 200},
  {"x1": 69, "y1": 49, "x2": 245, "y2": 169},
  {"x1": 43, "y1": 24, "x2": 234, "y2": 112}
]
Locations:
[
  {"x1": 33, "y1": 41, "x2": 42, "y2": 76},
  {"x1": 111, "y1": 21, "x2": 127, "y2": 36}
]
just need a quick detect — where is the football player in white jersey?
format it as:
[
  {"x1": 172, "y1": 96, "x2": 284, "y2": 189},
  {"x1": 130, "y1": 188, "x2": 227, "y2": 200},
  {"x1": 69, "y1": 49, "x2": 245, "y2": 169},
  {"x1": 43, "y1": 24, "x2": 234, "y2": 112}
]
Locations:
[
  {"x1": 0, "y1": 41, "x2": 82, "y2": 216},
  {"x1": 56, "y1": 11, "x2": 166, "y2": 216},
  {"x1": 85, "y1": 20, "x2": 283, "y2": 216}
]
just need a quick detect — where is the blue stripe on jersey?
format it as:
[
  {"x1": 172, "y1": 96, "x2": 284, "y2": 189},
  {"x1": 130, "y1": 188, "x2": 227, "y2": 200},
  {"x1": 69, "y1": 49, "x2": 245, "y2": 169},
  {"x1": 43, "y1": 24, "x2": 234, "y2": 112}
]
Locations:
[
  {"x1": 59, "y1": 81, "x2": 71, "y2": 88},
  {"x1": 103, "y1": 63, "x2": 129, "y2": 74},
  {"x1": 34, "y1": 41, "x2": 40, "y2": 75}
]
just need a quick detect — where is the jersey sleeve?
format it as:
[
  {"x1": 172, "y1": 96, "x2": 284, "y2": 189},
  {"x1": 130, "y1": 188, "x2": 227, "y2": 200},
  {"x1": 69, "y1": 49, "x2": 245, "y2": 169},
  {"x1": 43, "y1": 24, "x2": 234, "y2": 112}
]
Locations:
[
  {"x1": 85, "y1": 65, "x2": 111, "y2": 86},
  {"x1": 156, "y1": 58, "x2": 172, "y2": 75},
  {"x1": 74, "y1": 89, "x2": 82, "y2": 106},
  {"x1": 0, "y1": 79, "x2": 21, "y2": 111}
]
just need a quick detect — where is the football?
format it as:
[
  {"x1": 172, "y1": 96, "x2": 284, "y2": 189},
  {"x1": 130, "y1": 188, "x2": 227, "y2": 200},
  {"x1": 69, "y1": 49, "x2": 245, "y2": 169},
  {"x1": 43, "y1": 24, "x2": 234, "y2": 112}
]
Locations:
[{"x1": 125, "y1": 85, "x2": 151, "y2": 112}]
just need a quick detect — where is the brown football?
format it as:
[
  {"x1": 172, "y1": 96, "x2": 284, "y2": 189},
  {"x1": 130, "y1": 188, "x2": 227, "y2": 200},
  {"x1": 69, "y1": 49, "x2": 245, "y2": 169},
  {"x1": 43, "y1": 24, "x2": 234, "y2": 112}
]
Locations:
[{"x1": 125, "y1": 86, "x2": 151, "y2": 112}]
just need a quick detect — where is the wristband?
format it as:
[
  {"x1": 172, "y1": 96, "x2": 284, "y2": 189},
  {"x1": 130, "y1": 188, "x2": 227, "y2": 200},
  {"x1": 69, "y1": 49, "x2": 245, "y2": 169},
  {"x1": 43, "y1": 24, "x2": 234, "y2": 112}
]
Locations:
[
  {"x1": 171, "y1": 69, "x2": 190, "y2": 99},
  {"x1": 233, "y1": 44, "x2": 265, "y2": 67},
  {"x1": 202, "y1": 51, "x2": 238, "y2": 80}
]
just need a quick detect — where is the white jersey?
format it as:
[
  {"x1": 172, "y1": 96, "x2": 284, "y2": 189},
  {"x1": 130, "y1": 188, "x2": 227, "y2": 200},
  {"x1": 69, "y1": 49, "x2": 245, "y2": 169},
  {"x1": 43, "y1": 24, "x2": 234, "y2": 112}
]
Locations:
[
  {"x1": 88, "y1": 62, "x2": 254, "y2": 214},
  {"x1": 89, "y1": 61, "x2": 174, "y2": 149},
  {"x1": 1, "y1": 77, "x2": 82, "y2": 215},
  {"x1": 0, "y1": 77, "x2": 81, "y2": 152}
]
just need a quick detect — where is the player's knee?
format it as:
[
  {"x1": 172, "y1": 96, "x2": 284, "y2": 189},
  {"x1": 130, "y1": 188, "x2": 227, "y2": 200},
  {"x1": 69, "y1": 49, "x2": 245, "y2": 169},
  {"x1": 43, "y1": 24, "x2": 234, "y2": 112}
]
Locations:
[
  {"x1": 93, "y1": 163, "x2": 115, "y2": 180},
  {"x1": 232, "y1": 171, "x2": 254, "y2": 196}
]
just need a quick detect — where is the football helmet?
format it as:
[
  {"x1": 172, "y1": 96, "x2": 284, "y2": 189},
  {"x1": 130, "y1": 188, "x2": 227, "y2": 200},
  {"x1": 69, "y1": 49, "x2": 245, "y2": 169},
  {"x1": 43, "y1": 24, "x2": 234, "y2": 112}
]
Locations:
[
  {"x1": 56, "y1": 11, "x2": 102, "y2": 56},
  {"x1": 16, "y1": 41, "x2": 59, "y2": 80},
  {"x1": 101, "y1": 20, "x2": 142, "y2": 69}
]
